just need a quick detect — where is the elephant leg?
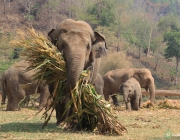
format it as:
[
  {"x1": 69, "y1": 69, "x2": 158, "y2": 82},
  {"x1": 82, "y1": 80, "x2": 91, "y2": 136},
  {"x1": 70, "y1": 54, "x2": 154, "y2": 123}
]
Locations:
[
  {"x1": 56, "y1": 101, "x2": 62, "y2": 126},
  {"x1": 130, "y1": 100, "x2": 134, "y2": 110},
  {"x1": 11, "y1": 87, "x2": 25, "y2": 111},
  {"x1": 132, "y1": 99, "x2": 139, "y2": 110},
  {"x1": 94, "y1": 84, "x2": 104, "y2": 99},
  {"x1": 56, "y1": 100, "x2": 67, "y2": 126},
  {"x1": 11, "y1": 98, "x2": 23, "y2": 111},
  {"x1": 6, "y1": 93, "x2": 13, "y2": 111},
  {"x1": 104, "y1": 92, "x2": 110, "y2": 102},
  {"x1": 126, "y1": 101, "x2": 131, "y2": 111},
  {"x1": 38, "y1": 85, "x2": 50, "y2": 111},
  {"x1": 5, "y1": 87, "x2": 14, "y2": 111},
  {"x1": 112, "y1": 95, "x2": 120, "y2": 106}
]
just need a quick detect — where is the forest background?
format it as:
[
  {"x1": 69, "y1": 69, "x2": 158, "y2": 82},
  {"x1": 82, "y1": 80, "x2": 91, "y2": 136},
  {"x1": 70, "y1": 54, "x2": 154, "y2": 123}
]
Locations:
[{"x1": 1, "y1": 0, "x2": 180, "y2": 92}]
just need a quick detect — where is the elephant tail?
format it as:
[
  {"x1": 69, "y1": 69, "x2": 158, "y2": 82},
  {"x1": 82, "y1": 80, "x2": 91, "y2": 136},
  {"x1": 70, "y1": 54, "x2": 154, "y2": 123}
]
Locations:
[{"x1": 1, "y1": 73, "x2": 7, "y2": 105}]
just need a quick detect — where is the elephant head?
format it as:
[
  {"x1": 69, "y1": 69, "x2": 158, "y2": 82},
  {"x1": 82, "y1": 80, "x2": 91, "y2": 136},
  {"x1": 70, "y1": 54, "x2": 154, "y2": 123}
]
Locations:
[
  {"x1": 120, "y1": 84, "x2": 130, "y2": 103},
  {"x1": 48, "y1": 19, "x2": 107, "y2": 94},
  {"x1": 85, "y1": 31, "x2": 108, "y2": 84},
  {"x1": 48, "y1": 19, "x2": 94, "y2": 93},
  {"x1": 132, "y1": 68, "x2": 155, "y2": 103}
]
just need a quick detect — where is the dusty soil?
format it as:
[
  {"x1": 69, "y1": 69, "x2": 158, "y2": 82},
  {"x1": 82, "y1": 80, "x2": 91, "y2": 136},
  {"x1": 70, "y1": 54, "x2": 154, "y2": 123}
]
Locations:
[{"x1": 0, "y1": 100, "x2": 180, "y2": 140}]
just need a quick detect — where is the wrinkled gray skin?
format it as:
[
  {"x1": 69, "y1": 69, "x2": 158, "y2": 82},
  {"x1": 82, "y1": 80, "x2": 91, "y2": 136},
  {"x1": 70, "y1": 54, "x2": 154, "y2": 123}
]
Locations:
[
  {"x1": 103, "y1": 68, "x2": 155, "y2": 106},
  {"x1": 1, "y1": 74, "x2": 6, "y2": 105},
  {"x1": 1, "y1": 60, "x2": 50, "y2": 111},
  {"x1": 0, "y1": 90, "x2": 3, "y2": 104},
  {"x1": 48, "y1": 19, "x2": 107, "y2": 125},
  {"x1": 119, "y1": 78, "x2": 142, "y2": 111},
  {"x1": 93, "y1": 74, "x2": 104, "y2": 99}
]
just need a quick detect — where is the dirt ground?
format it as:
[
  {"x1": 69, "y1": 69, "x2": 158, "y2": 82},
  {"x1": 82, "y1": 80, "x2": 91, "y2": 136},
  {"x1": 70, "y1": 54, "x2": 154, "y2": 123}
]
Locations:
[{"x1": 0, "y1": 99, "x2": 180, "y2": 140}]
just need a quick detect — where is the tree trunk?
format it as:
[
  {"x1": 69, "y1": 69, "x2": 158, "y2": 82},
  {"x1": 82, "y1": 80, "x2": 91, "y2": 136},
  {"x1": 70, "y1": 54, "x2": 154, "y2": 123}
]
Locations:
[
  {"x1": 3, "y1": 0, "x2": 6, "y2": 14},
  {"x1": 146, "y1": 13, "x2": 157, "y2": 57},
  {"x1": 174, "y1": 58, "x2": 179, "y2": 86},
  {"x1": 142, "y1": 90, "x2": 180, "y2": 96},
  {"x1": 154, "y1": 51, "x2": 160, "y2": 71},
  {"x1": 146, "y1": 27, "x2": 153, "y2": 57},
  {"x1": 138, "y1": 47, "x2": 141, "y2": 59},
  {"x1": 117, "y1": 12, "x2": 121, "y2": 52}
]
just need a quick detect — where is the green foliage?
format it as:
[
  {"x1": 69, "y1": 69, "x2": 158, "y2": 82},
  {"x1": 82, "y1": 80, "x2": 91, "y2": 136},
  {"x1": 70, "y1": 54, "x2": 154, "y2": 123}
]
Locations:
[
  {"x1": 164, "y1": 30, "x2": 180, "y2": 59},
  {"x1": 150, "y1": 35, "x2": 164, "y2": 53},
  {"x1": 158, "y1": 14, "x2": 180, "y2": 33},
  {"x1": 12, "y1": 48, "x2": 23, "y2": 59},
  {"x1": 0, "y1": 61, "x2": 14, "y2": 75},
  {"x1": 45, "y1": 0, "x2": 60, "y2": 11},
  {"x1": 169, "y1": 67, "x2": 176, "y2": 81},
  {"x1": 72, "y1": 0, "x2": 99, "y2": 25},
  {"x1": 123, "y1": 16, "x2": 151, "y2": 51},
  {"x1": 150, "y1": 0, "x2": 170, "y2": 4},
  {"x1": 87, "y1": 0, "x2": 116, "y2": 26},
  {"x1": 0, "y1": 35, "x2": 15, "y2": 75}
]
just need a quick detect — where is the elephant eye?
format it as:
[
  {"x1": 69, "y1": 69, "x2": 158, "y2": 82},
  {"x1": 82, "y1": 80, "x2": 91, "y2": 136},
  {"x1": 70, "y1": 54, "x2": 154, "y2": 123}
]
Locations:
[
  {"x1": 87, "y1": 44, "x2": 90, "y2": 51},
  {"x1": 62, "y1": 43, "x2": 65, "y2": 47},
  {"x1": 129, "y1": 90, "x2": 132, "y2": 93}
]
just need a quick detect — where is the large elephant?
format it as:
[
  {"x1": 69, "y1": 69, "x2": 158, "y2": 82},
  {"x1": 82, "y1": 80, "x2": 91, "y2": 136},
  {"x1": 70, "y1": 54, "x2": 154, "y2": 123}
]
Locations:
[
  {"x1": 48, "y1": 19, "x2": 107, "y2": 125},
  {"x1": 103, "y1": 68, "x2": 155, "y2": 106},
  {"x1": 1, "y1": 60, "x2": 51, "y2": 111},
  {"x1": 119, "y1": 78, "x2": 142, "y2": 111}
]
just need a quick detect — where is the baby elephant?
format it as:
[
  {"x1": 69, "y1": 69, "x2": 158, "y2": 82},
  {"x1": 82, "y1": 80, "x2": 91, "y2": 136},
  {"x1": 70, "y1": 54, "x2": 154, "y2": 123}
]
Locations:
[{"x1": 119, "y1": 78, "x2": 142, "y2": 111}]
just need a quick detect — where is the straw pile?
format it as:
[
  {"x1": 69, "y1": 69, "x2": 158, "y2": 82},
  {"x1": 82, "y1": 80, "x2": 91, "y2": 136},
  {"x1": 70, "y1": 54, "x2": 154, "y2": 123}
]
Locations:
[{"x1": 10, "y1": 28, "x2": 127, "y2": 135}]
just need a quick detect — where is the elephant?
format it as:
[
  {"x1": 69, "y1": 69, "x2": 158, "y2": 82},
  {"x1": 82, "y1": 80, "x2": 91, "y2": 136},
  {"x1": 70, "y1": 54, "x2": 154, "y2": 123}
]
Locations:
[
  {"x1": 103, "y1": 68, "x2": 155, "y2": 106},
  {"x1": 119, "y1": 78, "x2": 142, "y2": 111},
  {"x1": 48, "y1": 19, "x2": 107, "y2": 126},
  {"x1": 93, "y1": 73, "x2": 104, "y2": 99},
  {"x1": 1, "y1": 60, "x2": 51, "y2": 111}
]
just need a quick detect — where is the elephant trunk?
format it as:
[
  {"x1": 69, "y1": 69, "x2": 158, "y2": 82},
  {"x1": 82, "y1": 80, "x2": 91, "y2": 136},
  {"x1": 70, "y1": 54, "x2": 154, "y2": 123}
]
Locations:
[
  {"x1": 149, "y1": 81, "x2": 155, "y2": 103},
  {"x1": 123, "y1": 93, "x2": 129, "y2": 103},
  {"x1": 65, "y1": 51, "x2": 85, "y2": 96},
  {"x1": 90, "y1": 57, "x2": 101, "y2": 84}
]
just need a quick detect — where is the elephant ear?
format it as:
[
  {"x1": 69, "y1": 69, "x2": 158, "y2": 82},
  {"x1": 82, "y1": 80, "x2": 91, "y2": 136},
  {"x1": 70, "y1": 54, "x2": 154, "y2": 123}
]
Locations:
[
  {"x1": 94, "y1": 31, "x2": 107, "y2": 49},
  {"x1": 48, "y1": 29, "x2": 58, "y2": 45},
  {"x1": 133, "y1": 72, "x2": 141, "y2": 84},
  {"x1": 91, "y1": 31, "x2": 108, "y2": 59}
]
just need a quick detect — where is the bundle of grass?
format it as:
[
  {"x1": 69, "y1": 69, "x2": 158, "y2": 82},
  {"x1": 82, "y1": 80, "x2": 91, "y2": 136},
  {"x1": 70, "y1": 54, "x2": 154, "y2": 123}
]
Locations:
[{"x1": 10, "y1": 28, "x2": 127, "y2": 135}]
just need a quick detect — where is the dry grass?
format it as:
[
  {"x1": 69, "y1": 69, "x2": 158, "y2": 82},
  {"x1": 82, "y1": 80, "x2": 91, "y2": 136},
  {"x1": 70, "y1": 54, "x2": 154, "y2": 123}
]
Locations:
[
  {"x1": 0, "y1": 104, "x2": 180, "y2": 140},
  {"x1": 100, "y1": 51, "x2": 132, "y2": 76}
]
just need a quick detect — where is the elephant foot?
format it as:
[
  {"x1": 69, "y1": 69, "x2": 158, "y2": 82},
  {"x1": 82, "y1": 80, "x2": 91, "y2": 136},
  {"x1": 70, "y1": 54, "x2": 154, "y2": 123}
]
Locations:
[
  {"x1": 1, "y1": 102, "x2": 6, "y2": 105},
  {"x1": 56, "y1": 122, "x2": 64, "y2": 127},
  {"x1": 115, "y1": 103, "x2": 120, "y2": 106}
]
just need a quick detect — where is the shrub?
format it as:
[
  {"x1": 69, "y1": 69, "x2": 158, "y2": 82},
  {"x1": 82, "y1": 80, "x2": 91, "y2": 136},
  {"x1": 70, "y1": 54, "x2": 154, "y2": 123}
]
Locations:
[{"x1": 100, "y1": 51, "x2": 132, "y2": 75}]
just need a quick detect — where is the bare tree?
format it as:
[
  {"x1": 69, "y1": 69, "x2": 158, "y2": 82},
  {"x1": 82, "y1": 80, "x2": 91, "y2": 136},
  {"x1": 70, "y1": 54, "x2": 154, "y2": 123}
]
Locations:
[{"x1": 19, "y1": 0, "x2": 36, "y2": 27}]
